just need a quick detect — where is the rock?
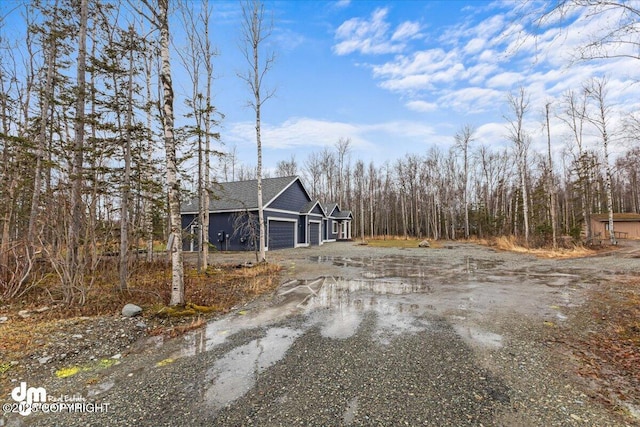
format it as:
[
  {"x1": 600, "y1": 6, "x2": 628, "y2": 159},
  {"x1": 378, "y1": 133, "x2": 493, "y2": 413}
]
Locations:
[
  {"x1": 418, "y1": 240, "x2": 430, "y2": 248},
  {"x1": 121, "y1": 303, "x2": 142, "y2": 317},
  {"x1": 35, "y1": 306, "x2": 50, "y2": 313},
  {"x1": 18, "y1": 310, "x2": 30, "y2": 318},
  {"x1": 135, "y1": 321, "x2": 147, "y2": 329},
  {"x1": 0, "y1": 316, "x2": 8, "y2": 323},
  {"x1": 111, "y1": 353, "x2": 122, "y2": 360},
  {"x1": 72, "y1": 334, "x2": 83, "y2": 339},
  {"x1": 38, "y1": 356, "x2": 52, "y2": 364}
]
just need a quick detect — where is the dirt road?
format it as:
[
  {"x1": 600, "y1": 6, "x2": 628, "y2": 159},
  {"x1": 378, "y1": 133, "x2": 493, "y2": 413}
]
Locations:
[{"x1": 4, "y1": 241, "x2": 640, "y2": 426}]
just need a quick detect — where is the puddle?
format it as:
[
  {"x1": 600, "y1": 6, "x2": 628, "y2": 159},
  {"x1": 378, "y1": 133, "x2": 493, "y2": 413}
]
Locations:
[
  {"x1": 121, "y1": 256, "x2": 592, "y2": 413},
  {"x1": 204, "y1": 327, "x2": 302, "y2": 410},
  {"x1": 343, "y1": 396, "x2": 359, "y2": 425},
  {"x1": 87, "y1": 379, "x2": 115, "y2": 397},
  {"x1": 454, "y1": 325, "x2": 503, "y2": 349}
]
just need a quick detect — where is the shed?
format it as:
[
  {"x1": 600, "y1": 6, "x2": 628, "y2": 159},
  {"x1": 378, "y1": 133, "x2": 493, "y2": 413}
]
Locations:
[{"x1": 590, "y1": 213, "x2": 640, "y2": 240}]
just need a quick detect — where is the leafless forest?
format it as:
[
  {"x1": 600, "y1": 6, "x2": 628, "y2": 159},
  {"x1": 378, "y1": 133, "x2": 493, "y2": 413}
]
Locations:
[{"x1": 0, "y1": 0, "x2": 638, "y2": 304}]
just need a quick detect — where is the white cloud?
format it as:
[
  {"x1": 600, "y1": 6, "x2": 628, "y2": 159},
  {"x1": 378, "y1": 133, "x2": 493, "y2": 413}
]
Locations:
[
  {"x1": 405, "y1": 100, "x2": 438, "y2": 112},
  {"x1": 333, "y1": 0, "x2": 351, "y2": 9},
  {"x1": 439, "y1": 87, "x2": 504, "y2": 113},
  {"x1": 225, "y1": 117, "x2": 436, "y2": 153},
  {"x1": 391, "y1": 21, "x2": 421, "y2": 41},
  {"x1": 333, "y1": 7, "x2": 422, "y2": 55},
  {"x1": 464, "y1": 37, "x2": 485, "y2": 54},
  {"x1": 486, "y1": 72, "x2": 523, "y2": 89}
]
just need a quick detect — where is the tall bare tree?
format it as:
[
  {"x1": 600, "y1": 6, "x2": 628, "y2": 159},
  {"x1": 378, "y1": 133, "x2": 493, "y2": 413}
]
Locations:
[
  {"x1": 454, "y1": 124, "x2": 475, "y2": 239},
  {"x1": 505, "y1": 87, "x2": 531, "y2": 244},
  {"x1": 136, "y1": 0, "x2": 185, "y2": 305},
  {"x1": 584, "y1": 76, "x2": 617, "y2": 245},
  {"x1": 239, "y1": 0, "x2": 275, "y2": 263},
  {"x1": 336, "y1": 137, "x2": 351, "y2": 208},
  {"x1": 178, "y1": 0, "x2": 220, "y2": 272},
  {"x1": 545, "y1": 102, "x2": 558, "y2": 248},
  {"x1": 66, "y1": 0, "x2": 88, "y2": 301}
]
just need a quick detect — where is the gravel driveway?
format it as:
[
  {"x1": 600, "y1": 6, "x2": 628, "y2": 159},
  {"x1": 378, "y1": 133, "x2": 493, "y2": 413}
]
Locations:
[{"x1": 4, "y1": 241, "x2": 640, "y2": 426}]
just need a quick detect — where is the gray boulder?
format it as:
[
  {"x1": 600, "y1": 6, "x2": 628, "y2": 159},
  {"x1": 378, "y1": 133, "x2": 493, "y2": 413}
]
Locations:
[
  {"x1": 418, "y1": 240, "x2": 430, "y2": 248},
  {"x1": 121, "y1": 303, "x2": 142, "y2": 317}
]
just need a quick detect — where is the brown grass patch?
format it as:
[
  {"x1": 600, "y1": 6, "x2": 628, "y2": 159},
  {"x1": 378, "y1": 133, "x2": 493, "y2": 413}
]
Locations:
[
  {"x1": 0, "y1": 259, "x2": 282, "y2": 362},
  {"x1": 364, "y1": 236, "x2": 440, "y2": 249},
  {"x1": 472, "y1": 235, "x2": 596, "y2": 259}
]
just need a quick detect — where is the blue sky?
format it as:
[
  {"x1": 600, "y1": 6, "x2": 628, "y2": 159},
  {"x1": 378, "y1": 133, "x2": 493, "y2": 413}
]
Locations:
[
  {"x1": 199, "y1": 0, "x2": 639, "y2": 175},
  {"x1": 1, "y1": 0, "x2": 638, "y2": 176}
]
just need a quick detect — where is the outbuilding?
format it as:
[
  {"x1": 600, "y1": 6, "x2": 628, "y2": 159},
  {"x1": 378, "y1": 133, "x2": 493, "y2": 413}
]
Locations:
[{"x1": 589, "y1": 213, "x2": 640, "y2": 240}]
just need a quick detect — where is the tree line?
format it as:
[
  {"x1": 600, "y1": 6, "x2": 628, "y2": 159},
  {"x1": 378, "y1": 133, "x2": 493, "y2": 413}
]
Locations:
[
  {"x1": 0, "y1": 0, "x2": 637, "y2": 306},
  {"x1": 266, "y1": 80, "x2": 639, "y2": 248}
]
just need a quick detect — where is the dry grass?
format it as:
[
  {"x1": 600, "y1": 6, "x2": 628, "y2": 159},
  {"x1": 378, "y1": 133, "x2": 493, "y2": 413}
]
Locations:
[
  {"x1": 363, "y1": 236, "x2": 440, "y2": 249},
  {"x1": 472, "y1": 235, "x2": 597, "y2": 259},
  {"x1": 0, "y1": 259, "x2": 282, "y2": 362}
]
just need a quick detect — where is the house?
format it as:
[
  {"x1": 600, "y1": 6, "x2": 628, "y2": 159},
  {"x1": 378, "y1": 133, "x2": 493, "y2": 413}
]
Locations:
[
  {"x1": 180, "y1": 176, "x2": 353, "y2": 251},
  {"x1": 590, "y1": 213, "x2": 640, "y2": 240}
]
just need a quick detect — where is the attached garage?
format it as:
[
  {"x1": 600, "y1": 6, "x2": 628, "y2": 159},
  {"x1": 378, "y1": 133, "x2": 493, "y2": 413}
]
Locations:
[
  {"x1": 267, "y1": 219, "x2": 296, "y2": 250},
  {"x1": 309, "y1": 221, "x2": 321, "y2": 246},
  {"x1": 181, "y1": 176, "x2": 352, "y2": 252}
]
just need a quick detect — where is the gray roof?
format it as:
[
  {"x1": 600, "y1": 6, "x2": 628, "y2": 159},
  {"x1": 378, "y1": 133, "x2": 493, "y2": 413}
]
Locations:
[
  {"x1": 181, "y1": 176, "x2": 300, "y2": 213},
  {"x1": 322, "y1": 203, "x2": 338, "y2": 216},
  {"x1": 300, "y1": 200, "x2": 320, "y2": 214},
  {"x1": 321, "y1": 203, "x2": 351, "y2": 219},
  {"x1": 335, "y1": 210, "x2": 353, "y2": 219}
]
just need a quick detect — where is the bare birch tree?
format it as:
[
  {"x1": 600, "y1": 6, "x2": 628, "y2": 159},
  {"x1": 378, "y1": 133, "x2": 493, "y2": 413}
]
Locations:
[
  {"x1": 136, "y1": 0, "x2": 185, "y2": 305},
  {"x1": 454, "y1": 124, "x2": 475, "y2": 239},
  {"x1": 505, "y1": 87, "x2": 531, "y2": 244},
  {"x1": 239, "y1": 0, "x2": 275, "y2": 263},
  {"x1": 584, "y1": 76, "x2": 617, "y2": 245},
  {"x1": 545, "y1": 102, "x2": 558, "y2": 248}
]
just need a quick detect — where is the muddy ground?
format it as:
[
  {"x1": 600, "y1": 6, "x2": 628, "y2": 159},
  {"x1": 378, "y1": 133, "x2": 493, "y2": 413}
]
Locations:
[{"x1": 2, "y1": 241, "x2": 640, "y2": 426}]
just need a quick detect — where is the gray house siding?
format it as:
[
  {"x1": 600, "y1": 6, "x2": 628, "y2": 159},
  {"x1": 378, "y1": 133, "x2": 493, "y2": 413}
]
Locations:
[
  {"x1": 181, "y1": 176, "x2": 351, "y2": 252},
  {"x1": 328, "y1": 219, "x2": 339, "y2": 240},
  {"x1": 267, "y1": 180, "x2": 310, "y2": 211},
  {"x1": 210, "y1": 211, "x2": 256, "y2": 251}
]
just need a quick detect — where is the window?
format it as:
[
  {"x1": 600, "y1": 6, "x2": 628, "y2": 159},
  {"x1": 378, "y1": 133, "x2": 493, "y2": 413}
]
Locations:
[{"x1": 332, "y1": 221, "x2": 338, "y2": 234}]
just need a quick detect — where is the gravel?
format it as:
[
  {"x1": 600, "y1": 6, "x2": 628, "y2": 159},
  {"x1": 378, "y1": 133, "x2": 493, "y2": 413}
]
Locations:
[{"x1": 3, "y1": 241, "x2": 639, "y2": 426}]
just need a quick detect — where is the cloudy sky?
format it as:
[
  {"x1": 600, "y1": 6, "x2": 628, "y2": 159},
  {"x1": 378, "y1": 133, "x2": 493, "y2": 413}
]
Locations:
[{"x1": 196, "y1": 0, "x2": 639, "y2": 174}]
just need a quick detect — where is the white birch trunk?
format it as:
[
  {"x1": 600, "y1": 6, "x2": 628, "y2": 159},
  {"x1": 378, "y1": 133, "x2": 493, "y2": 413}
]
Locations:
[{"x1": 159, "y1": 0, "x2": 185, "y2": 306}]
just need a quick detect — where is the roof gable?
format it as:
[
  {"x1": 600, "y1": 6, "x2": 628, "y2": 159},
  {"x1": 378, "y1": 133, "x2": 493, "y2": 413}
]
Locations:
[
  {"x1": 322, "y1": 203, "x2": 339, "y2": 217},
  {"x1": 181, "y1": 176, "x2": 310, "y2": 213},
  {"x1": 301, "y1": 200, "x2": 325, "y2": 215},
  {"x1": 266, "y1": 177, "x2": 312, "y2": 211}
]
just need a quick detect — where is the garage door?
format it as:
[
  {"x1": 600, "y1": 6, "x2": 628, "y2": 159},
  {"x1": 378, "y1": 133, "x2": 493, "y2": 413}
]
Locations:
[
  {"x1": 310, "y1": 222, "x2": 320, "y2": 246},
  {"x1": 268, "y1": 220, "x2": 296, "y2": 250}
]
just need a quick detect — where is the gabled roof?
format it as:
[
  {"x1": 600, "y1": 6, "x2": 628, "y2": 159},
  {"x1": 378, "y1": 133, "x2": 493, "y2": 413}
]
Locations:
[
  {"x1": 181, "y1": 176, "x2": 302, "y2": 213},
  {"x1": 321, "y1": 203, "x2": 352, "y2": 220},
  {"x1": 335, "y1": 210, "x2": 353, "y2": 219},
  {"x1": 322, "y1": 203, "x2": 339, "y2": 217},
  {"x1": 300, "y1": 200, "x2": 325, "y2": 215}
]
